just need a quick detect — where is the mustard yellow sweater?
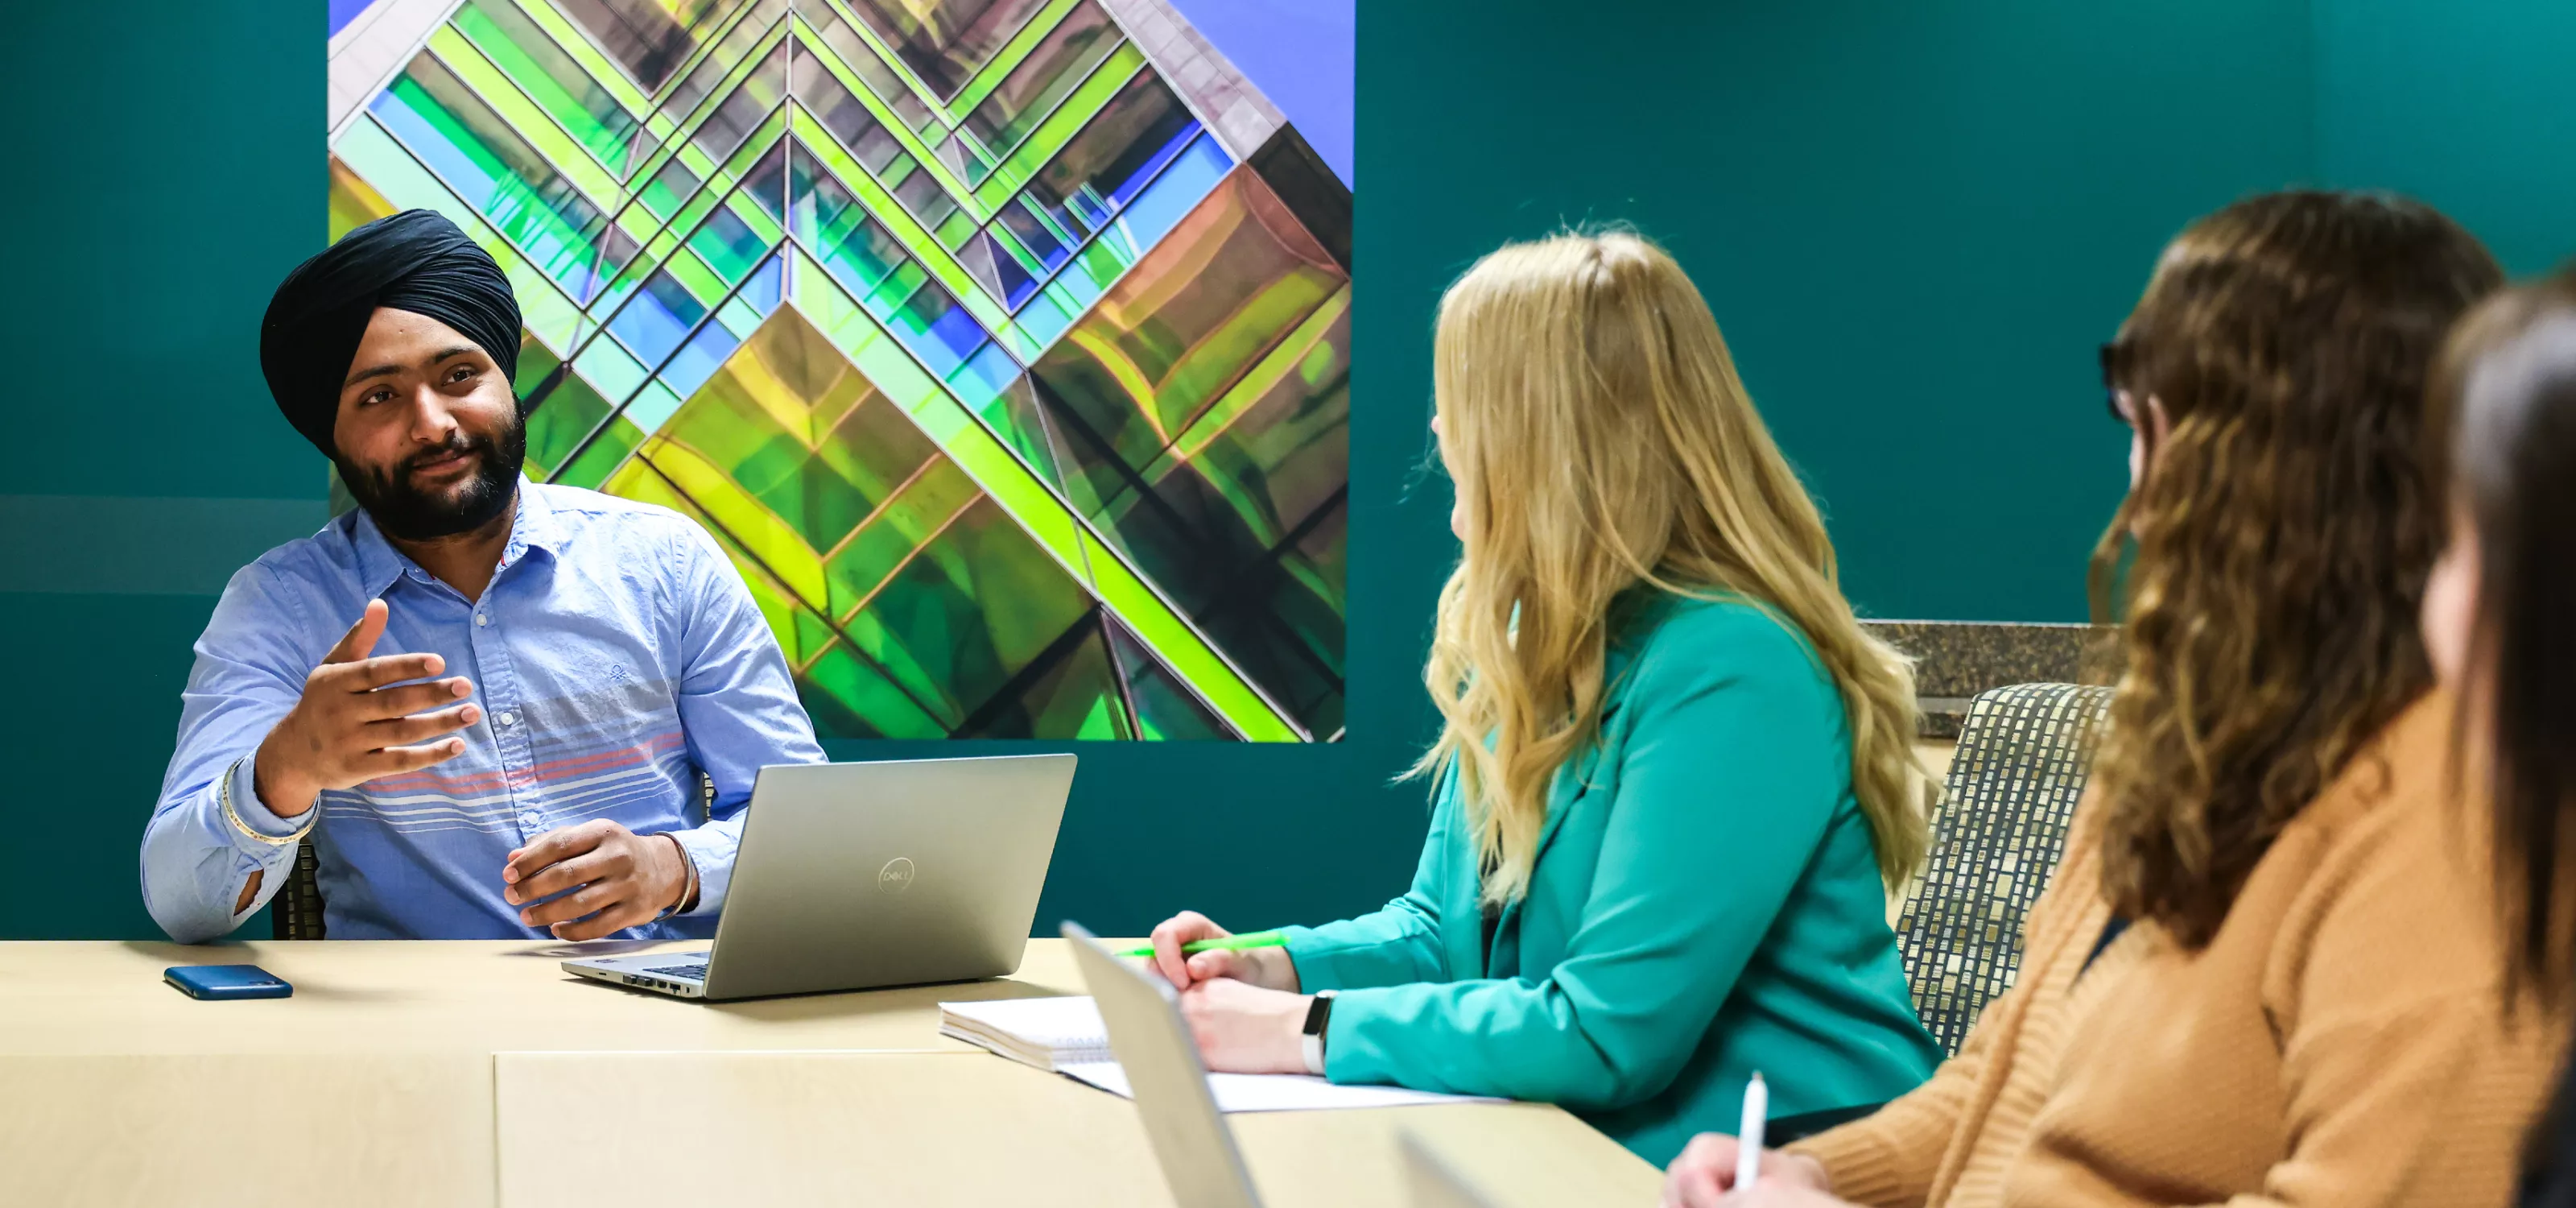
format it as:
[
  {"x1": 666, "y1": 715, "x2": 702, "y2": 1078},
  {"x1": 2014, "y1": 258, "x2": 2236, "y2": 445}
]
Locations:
[{"x1": 1791, "y1": 693, "x2": 2563, "y2": 1207}]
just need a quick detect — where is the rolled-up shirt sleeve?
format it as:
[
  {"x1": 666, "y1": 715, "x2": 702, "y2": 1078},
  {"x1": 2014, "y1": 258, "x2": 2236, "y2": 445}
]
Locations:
[
  {"x1": 665, "y1": 518, "x2": 824, "y2": 916},
  {"x1": 141, "y1": 563, "x2": 322, "y2": 944}
]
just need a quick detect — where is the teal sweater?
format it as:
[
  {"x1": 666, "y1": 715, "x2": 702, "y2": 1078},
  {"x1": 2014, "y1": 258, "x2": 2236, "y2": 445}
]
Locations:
[{"x1": 1282, "y1": 595, "x2": 1939, "y2": 1166}]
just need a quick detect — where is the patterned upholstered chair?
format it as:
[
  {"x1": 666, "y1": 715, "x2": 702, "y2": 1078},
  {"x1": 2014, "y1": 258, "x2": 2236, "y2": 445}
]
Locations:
[
  {"x1": 275, "y1": 841, "x2": 327, "y2": 940},
  {"x1": 1894, "y1": 682, "x2": 2116, "y2": 1054}
]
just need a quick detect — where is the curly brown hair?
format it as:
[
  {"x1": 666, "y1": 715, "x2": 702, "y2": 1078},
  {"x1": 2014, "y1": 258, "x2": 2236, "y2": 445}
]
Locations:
[{"x1": 2091, "y1": 190, "x2": 2502, "y2": 948}]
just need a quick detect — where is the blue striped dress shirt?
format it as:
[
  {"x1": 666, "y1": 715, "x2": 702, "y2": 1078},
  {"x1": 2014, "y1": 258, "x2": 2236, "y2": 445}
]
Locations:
[{"x1": 142, "y1": 480, "x2": 824, "y2": 943}]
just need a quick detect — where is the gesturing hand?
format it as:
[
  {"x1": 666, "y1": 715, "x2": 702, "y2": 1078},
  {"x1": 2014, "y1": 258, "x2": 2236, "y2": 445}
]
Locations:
[
  {"x1": 253, "y1": 598, "x2": 478, "y2": 818},
  {"x1": 503, "y1": 819, "x2": 692, "y2": 941},
  {"x1": 1147, "y1": 910, "x2": 1301, "y2": 992}
]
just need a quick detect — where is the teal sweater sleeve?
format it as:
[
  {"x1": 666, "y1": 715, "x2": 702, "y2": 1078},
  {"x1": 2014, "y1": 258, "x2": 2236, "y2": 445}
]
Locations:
[
  {"x1": 1277, "y1": 780, "x2": 1457, "y2": 990},
  {"x1": 1307, "y1": 612, "x2": 1846, "y2": 1111}
]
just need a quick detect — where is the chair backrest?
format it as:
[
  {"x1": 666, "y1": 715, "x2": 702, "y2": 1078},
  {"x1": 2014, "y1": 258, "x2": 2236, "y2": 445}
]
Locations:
[
  {"x1": 274, "y1": 840, "x2": 327, "y2": 941},
  {"x1": 1894, "y1": 681, "x2": 2114, "y2": 1054}
]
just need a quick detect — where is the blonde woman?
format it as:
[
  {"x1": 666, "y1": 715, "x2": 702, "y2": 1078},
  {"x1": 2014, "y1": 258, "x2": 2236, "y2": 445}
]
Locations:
[{"x1": 1144, "y1": 230, "x2": 1942, "y2": 1165}]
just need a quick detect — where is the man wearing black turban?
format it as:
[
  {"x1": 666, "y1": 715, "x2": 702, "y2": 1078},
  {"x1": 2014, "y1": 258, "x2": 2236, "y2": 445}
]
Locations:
[
  {"x1": 258, "y1": 208, "x2": 531, "y2": 540},
  {"x1": 142, "y1": 209, "x2": 824, "y2": 944}
]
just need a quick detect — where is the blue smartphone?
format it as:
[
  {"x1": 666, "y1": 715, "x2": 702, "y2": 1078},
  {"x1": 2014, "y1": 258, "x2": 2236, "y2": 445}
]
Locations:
[{"x1": 164, "y1": 964, "x2": 293, "y2": 1000}]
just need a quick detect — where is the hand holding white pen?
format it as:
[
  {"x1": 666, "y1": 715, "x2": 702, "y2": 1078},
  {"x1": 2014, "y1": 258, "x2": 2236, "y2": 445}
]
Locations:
[
  {"x1": 1736, "y1": 1073, "x2": 1767, "y2": 1187},
  {"x1": 1659, "y1": 1072, "x2": 1839, "y2": 1207}
]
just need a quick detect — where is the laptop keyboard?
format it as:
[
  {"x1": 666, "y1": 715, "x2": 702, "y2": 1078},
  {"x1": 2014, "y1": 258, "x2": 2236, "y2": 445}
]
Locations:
[{"x1": 649, "y1": 962, "x2": 709, "y2": 981}]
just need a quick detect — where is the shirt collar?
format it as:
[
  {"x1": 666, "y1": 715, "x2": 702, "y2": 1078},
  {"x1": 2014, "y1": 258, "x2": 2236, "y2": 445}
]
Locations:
[
  {"x1": 347, "y1": 477, "x2": 555, "y2": 598},
  {"x1": 503, "y1": 478, "x2": 564, "y2": 567}
]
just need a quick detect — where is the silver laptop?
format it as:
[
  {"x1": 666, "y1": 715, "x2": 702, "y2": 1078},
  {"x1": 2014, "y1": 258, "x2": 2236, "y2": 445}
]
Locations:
[
  {"x1": 1065, "y1": 921, "x2": 1265, "y2": 1208},
  {"x1": 1066, "y1": 923, "x2": 1513, "y2": 1208},
  {"x1": 564, "y1": 755, "x2": 1075, "y2": 1002}
]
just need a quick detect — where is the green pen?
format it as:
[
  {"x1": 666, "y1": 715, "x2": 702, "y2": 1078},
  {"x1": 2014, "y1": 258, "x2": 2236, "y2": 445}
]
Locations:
[{"x1": 1113, "y1": 929, "x2": 1292, "y2": 959}]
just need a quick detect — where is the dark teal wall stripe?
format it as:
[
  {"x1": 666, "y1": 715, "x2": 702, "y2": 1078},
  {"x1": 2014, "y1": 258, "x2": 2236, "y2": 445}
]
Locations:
[{"x1": 0, "y1": 496, "x2": 327, "y2": 596}]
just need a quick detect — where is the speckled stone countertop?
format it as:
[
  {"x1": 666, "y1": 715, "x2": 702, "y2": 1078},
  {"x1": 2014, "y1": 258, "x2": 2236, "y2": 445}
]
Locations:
[{"x1": 1861, "y1": 620, "x2": 2120, "y2": 738}]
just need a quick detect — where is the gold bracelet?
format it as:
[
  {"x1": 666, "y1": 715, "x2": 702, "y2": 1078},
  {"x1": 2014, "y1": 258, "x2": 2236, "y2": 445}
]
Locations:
[{"x1": 221, "y1": 757, "x2": 317, "y2": 847}]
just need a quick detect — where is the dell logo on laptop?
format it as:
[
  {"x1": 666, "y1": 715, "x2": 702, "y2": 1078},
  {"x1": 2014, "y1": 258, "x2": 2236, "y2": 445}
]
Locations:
[{"x1": 877, "y1": 857, "x2": 916, "y2": 892}]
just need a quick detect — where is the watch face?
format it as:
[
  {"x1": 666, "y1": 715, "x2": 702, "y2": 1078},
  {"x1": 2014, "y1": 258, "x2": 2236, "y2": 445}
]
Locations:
[{"x1": 1302, "y1": 991, "x2": 1335, "y2": 1034}]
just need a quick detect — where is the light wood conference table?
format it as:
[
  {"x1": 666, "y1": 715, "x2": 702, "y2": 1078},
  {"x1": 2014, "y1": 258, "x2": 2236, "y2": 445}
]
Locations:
[{"x1": 0, "y1": 939, "x2": 1662, "y2": 1206}]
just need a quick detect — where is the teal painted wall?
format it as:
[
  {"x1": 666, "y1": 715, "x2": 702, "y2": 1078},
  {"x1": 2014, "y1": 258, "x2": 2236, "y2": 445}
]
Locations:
[
  {"x1": 2313, "y1": 0, "x2": 2576, "y2": 275},
  {"x1": 4, "y1": 2, "x2": 2570, "y2": 940}
]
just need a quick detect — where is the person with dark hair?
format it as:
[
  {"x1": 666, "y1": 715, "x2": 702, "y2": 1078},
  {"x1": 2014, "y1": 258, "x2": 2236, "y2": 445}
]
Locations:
[
  {"x1": 2416, "y1": 265, "x2": 2576, "y2": 1208},
  {"x1": 141, "y1": 209, "x2": 823, "y2": 943},
  {"x1": 1665, "y1": 189, "x2": 2564, "y2": 1207}
]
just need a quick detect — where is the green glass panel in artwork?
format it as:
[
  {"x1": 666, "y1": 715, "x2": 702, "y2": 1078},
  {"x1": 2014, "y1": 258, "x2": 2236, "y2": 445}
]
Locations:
[
  {"x1": 551, "y1": 0, "x2": 750, "y2": 94},
  {"x1": 454, "y1": 0, "x2": 661, "y2": 177},
  {"x1": 836, "y1": 0, "x2": 1050, "y2": 101},
  {"x1": 790, "y1": 0, "x2": 939, "y2": 133},
  {"x1": 1033, "y1": 172, "x2": 1343, "y2": 497},
  {"x1": 823, "y1": 455, "x2": 978, "y2": 618},
  {"x1": 967, "y1": 376, "x2": 1067, "y2": 492},
  {"x1": 798, "y1": 639, "x2": 949, "y2": 738},
  {"x1": 328, "y1": 157, "x2": 398, "y2": 241},
  {"x1": 524, "y1": 363, "x2": 616, "y2": 479},
  {"x1": 968, "y1": 614, "x2": 1133, "y2": 740},
  {"x1": 1167, "y1": 307, "x2": 1349, "y2": 550},
  {"x1": 958, "y1": 2, "x2": 1118, "y2": 166},
  {"x1": 373, "y1": 53, "x2": 620, "y2": 304},
  {"x1": 654, "y1": 0, "x2": 782, "y2": 130},
  {"x1": 752, "y1": 453, "x2": 880, "y2": 555},
  {"x1": 841, "y1": 494, "x2": 1090, "y2": 727},
  {"x1": 787, "y1": 604, "x2": 838, "y2": 667},
  {"x1": 663, "y1": 389, "x2": 804, "y2": 504},
  {"x1": 555, "y1": 412, "x2": 645, "y2": 488},
  {"x1": 639, "y1": 155, "x2": 702, "y2": 220},
  {"x1": 1105, "y1": 618, "x2": 1232, "y2": 741},
  {"x1": 683, "y1": 188, "x2": 775, "y2": 285},
  {"x1": 809, "y1": 385, "x2": 945, "y2": 512}
]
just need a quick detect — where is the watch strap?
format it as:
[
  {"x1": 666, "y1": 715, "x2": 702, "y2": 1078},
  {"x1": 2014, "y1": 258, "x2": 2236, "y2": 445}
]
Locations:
[{"x1": 1299, "y1": 990, "x2": 1336, "y2": 1075}]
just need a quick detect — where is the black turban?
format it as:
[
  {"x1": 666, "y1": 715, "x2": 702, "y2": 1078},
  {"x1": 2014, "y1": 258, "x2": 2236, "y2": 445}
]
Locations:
[{"x1": 259, "y1": 209, "x2": 524, "y2": 458}]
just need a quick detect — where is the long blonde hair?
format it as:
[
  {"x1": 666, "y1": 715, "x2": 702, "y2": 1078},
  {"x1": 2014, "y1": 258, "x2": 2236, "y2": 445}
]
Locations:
[{"x1": 1415, "y1": 230, "x2": 1933, "y2": 904}]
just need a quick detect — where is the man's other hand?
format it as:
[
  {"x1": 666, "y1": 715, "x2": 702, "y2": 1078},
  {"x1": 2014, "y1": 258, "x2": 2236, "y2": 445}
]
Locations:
[{"x1": 503, "y1": 819, "x2": 691, "y2": 941}]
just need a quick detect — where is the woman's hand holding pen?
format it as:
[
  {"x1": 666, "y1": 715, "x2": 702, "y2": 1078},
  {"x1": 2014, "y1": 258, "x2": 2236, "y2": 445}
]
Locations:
[
  {"x1": 1146, "y1": 910, "x2": 1301, "y2": 992},
  {"x1": 1146, "y1": 909, "x2": 1312, "y2": 1074}
]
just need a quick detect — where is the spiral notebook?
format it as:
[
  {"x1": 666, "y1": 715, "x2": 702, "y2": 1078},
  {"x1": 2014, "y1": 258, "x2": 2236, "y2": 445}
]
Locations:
[
  {"x1": 938, "y1": 996, "x2": 1116, "y2": 1073},
  {"x1": 937, "y1": 995, "x2": 1502, "y2": 1113}
]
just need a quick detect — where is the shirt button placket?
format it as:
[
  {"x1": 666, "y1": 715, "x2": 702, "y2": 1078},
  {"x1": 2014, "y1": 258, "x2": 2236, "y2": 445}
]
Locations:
[{"x1": 473, "y1": 606, "x2": 538, "y2": 841}]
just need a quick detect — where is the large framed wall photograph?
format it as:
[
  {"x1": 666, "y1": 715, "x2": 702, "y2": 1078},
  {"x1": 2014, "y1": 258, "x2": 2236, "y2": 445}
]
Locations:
[{"x1": 324, "y1": 0, "x2": 1352, "y2": 743}]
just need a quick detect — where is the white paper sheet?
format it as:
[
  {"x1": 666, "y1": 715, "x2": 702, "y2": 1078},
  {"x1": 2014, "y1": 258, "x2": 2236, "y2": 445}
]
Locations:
[{"x1": 1057, "y1": 1061, "x2": 1505, "y2": 1113}]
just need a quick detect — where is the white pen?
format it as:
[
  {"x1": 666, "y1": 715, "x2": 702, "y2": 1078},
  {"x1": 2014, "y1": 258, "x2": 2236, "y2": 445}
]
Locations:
[{"x1": 1736, "y1": 1071, "x2": 1769, "y2": 1190}]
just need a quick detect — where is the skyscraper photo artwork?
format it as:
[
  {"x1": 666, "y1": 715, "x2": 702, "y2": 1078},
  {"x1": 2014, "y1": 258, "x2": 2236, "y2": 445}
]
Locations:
[{"x1": 324, "y1": 0, "x2": 1353, "y2": 743}]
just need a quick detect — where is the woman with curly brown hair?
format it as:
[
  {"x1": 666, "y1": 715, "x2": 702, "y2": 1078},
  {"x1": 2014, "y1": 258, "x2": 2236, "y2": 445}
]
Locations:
[{"x1": 1665, "y1": 189, "x2": 2566, "y2": 1208}]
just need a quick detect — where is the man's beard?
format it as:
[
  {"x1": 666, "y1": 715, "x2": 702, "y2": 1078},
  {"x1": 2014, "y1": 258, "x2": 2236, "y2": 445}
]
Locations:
[{"x1": 338, "y1": 412, "x2": 527, "y2": 542}]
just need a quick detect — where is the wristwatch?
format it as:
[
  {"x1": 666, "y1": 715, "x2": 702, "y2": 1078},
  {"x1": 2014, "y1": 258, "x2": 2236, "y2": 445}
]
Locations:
[{"x1": 1300, "y1": 990, "x2": 1337, "y2": 1075}]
